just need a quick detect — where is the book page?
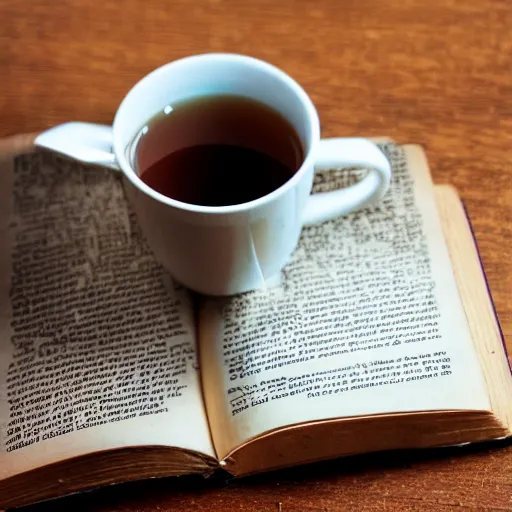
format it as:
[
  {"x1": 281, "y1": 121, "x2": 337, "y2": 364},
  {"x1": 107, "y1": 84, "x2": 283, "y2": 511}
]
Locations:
[
  {"x1": 199, "y1": 143, "x2": 491, "y2": 460},
  {"x1": 0, "y1": 150, "x2": 215, "y2": 480}
]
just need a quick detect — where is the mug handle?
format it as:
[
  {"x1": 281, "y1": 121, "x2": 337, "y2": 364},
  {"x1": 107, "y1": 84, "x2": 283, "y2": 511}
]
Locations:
[
  {"x1": 302, "y1": 138, "x2": 392, "y2": 226},
  {"x1": 34, "y1": 122, "x2": 120, "y2": 171}
]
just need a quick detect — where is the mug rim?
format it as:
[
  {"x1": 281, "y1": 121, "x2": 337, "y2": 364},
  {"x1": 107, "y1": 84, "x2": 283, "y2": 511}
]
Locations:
[{"x1": 113, "y1": 53, "x2": 320, "y2": 215}]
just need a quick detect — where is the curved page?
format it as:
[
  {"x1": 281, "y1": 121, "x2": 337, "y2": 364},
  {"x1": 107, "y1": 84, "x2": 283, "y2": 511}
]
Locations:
[
  {"x1": 199, "y1": 143, "x2": 491, "y2": 460},
  {"x1": 0, "y1": 148, "x2": 215, "y2": 480}
]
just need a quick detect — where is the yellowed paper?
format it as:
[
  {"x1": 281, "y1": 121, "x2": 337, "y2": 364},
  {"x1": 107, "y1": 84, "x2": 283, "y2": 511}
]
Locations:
[
  {"x1": 200, "y1": 143, "x2": 491, "y2": 459},
  {"x1": 0, "y1": 146, "x2": 215, "y2": 480}
]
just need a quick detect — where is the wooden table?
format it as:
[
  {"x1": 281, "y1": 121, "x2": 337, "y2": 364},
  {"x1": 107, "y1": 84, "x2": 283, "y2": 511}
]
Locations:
[{"x1": 2, "y1": 0, "x2": 511, "y2": 509}]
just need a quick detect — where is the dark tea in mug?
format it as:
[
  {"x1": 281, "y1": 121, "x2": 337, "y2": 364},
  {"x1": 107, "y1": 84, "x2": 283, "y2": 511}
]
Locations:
[{"x1": 134, "y1": 95, "x2": 304, "y2": 207}]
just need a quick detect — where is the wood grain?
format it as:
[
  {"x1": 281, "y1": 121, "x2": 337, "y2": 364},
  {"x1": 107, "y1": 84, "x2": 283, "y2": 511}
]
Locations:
[{"x1": 1, "y1": 0, "x2": 511, "y2": 509}]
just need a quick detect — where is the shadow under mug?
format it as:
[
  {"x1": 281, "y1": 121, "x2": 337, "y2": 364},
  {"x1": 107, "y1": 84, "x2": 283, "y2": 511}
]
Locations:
[{"x1": 35, "y1": 53, "x2": 392, "y2": 296}]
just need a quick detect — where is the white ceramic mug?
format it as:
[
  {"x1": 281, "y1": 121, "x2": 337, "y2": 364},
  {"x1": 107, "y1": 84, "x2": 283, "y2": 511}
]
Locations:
[{"x1": 35, "y1": 53, "x2": 391, "y2": 296}]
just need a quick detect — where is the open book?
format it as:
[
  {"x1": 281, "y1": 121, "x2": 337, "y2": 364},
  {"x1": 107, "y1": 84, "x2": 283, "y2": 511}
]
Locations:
[{"x1": 1, "y1": 140, "x2": 511, "y2": 509}]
